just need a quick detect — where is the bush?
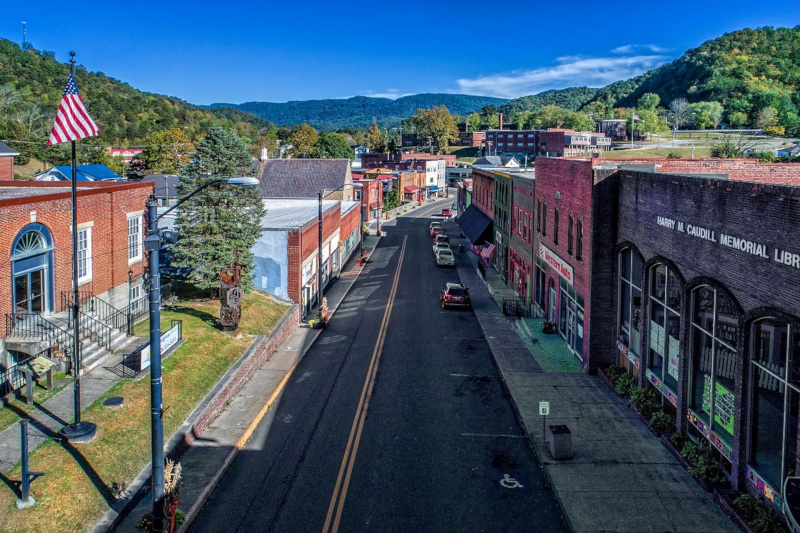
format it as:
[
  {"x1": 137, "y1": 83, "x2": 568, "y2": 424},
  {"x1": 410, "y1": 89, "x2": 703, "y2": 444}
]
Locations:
[
  {"x1": 666, "y1": 152, "x2": 682, "y2": 159},
  {"x1": 670, "y1": 432, "x2": 690, "y2": 450},
  {"x1": 681, "y1": 442, "x2": 728, "y2": 485},
  {"x1": 603, "y1": 365, "x2": 626, "y2": 384},
  {"x1": 614, "y1": 372, "x2": 636, "y2": 398},
  {"x1": 733, "y1": 493, "x2": 789, "y2": 533},
  {"x1": 650, "y1": 411, "x2": 674, "y2": 432},
  {"x1": 630, "y1": 387, "x2": 661, "y2": 417}
]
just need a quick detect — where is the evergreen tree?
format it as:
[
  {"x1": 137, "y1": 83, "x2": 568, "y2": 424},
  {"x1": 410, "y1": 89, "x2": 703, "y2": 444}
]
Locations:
[{"x1": 172, "y1": 127, "x2": 264, "y2": 293}]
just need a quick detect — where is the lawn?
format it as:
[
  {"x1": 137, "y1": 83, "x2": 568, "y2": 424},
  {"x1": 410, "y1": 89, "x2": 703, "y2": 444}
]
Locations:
[
  {"x1": 0, "y1": 291, "x2": 289, "y2": 533},
  {"x1": 602, "y1": 146, "x2": 712, "y2": 159},
  {"x1": 0, "y1": 378, "x2": 69, "y2": 433}
]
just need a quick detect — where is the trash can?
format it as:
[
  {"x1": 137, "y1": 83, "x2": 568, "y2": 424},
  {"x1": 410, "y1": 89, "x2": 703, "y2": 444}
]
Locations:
[{"x1": 549, "y1": 425, "x2": 573, "y2": 460}]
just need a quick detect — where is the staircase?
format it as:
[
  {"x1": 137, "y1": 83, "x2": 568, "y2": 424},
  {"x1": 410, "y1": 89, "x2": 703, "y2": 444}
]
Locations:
[{"x1": 4, "y1": 312, "x2": 80, "y2": 373}]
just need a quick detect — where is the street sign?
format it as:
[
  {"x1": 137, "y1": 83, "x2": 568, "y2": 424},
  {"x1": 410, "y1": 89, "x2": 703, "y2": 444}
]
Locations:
[{"x1": 539, "y1": 401, "x2": 550, "y2": 416}]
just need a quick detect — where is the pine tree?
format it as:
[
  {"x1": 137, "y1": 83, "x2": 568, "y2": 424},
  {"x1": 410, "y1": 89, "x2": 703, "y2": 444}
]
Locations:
[{"x1": 172, "y1": 127, "x2": 265, "y2": 294}]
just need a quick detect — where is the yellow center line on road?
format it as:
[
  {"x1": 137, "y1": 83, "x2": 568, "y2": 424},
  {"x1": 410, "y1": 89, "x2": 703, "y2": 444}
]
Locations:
[{"x1": 322, "y1": 236, "x2": 407, "y2": 533}]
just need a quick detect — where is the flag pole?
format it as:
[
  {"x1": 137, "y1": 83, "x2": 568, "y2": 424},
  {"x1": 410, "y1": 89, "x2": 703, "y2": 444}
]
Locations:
[
  {"x1": 60, "y1": 52, "x2": 96, "y2": 443},
  {"x1": 631, "y1": 111, "x2": 635, "y2": 150}
]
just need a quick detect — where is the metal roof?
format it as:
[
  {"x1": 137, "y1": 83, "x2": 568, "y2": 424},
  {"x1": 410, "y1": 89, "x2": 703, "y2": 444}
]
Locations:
[
  {"x1": 0, "y1": 141, "x2": 19, "y2": 156},
  {"x1": 260, "y1": 198, "x2": 340, "y2": 230}
]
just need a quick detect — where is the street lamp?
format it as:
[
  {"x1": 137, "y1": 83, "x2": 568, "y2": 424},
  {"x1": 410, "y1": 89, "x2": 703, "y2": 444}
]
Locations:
[
  {"x1": 316, "y1": 183, "x2": 354, "y2": 322},
  {"x1": 127, "y1": 268, "x2": 133, "y2": 336},
  {"x1": 144, "y1": 176, "x2": 259, "y2": 531}
]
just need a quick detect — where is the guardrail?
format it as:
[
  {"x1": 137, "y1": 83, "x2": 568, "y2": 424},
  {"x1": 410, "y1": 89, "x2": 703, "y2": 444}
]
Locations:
[{"x1": 4, "y1": 313, "x2": 79, "y2": 369}]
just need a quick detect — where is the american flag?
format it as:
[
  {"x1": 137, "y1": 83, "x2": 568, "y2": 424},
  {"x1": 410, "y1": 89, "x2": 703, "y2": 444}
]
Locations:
[
  {"x1": 47, "y1": 70, "x2": 99, "y2": 145},
  {"x1": 632, "y1": 114, "x2": 640, "y2": 121}
]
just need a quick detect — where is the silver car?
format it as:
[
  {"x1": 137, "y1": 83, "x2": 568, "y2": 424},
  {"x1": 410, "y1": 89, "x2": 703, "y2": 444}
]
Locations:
[{"x1": 435, "y1": 248, "x2": 455, "y2": 267}]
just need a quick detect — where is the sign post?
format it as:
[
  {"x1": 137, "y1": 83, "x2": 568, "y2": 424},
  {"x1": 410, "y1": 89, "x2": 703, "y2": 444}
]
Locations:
[{"x1": 539, "y1": 401, "x2": 550, "y2": 443}]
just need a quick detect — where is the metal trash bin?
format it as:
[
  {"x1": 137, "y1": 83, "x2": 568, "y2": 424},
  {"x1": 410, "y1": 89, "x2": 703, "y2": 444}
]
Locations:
[{"x1": 549, "y1": 425, "x2": 573, "y2": 460}]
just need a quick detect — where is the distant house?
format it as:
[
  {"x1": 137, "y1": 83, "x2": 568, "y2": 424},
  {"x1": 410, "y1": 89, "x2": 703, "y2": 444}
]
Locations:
[
  {"x1": 141, "y1": 174, "x2": 181, "y2": 206},
  {"x1": 777, "y1": 143, "x2": 800, "y2": 158},
  {"x1": 108, "y1": 148, "x2": 144, "y2": 165},
  {"x1": 0, "y1": 141, "x2": 19, "y2": 181},
  {"x1": 34, "y1": 164, "x2": 122, "y2": 182},
  {"x1": 472, "y1": 156, "x2": 520, "y2": 168},
  {"x1": 258, "y1": 159, "x2": 354, "y2": 201}
]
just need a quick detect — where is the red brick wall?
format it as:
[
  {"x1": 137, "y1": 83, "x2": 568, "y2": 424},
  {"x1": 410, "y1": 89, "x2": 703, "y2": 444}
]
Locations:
[
  {"x1": 0, "y1": 182, "x2": 153, "y2": 316},
  {"x1": 287, "y1": 230, "x2": 301, "y2": 303},
  {"x1": 0, "y1": 158, "x2": 13, "y2": 181},
  {"x1": 340, "y1": 204, "x2": 360, "y2": 239},
  {"x1": 472, "y1": 169, "x2": 494, "y2": 219}
]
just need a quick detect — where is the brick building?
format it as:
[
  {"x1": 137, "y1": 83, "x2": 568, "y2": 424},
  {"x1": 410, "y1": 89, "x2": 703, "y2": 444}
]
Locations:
[
  {"x1": 485, "y1": 129, "x2": 610, "y2": 159},
  {"x1": 535, "y1": 156, "x2": 800, "y2": 507},
  {"x1": 352, "y1": 176, "x2": 382, "y2": 221},
  {"x1": 253, "y1": 199, "x2": 361, "y2": 317},
  {"x1": 0, "y1": 142, "x2": 19, "y2": 181},
  {"x1": 492, "y1": 171, "x2": 511, "y2": 281},
  {"x1": 0, "y1": 180, "x2": 152, "y2": 374},
  {"x1": 509, "y1": 172, "x2": 535, "y2": 305},
  {"x1": 457, "y1": 169, "x2": 494, "y2": 251}
]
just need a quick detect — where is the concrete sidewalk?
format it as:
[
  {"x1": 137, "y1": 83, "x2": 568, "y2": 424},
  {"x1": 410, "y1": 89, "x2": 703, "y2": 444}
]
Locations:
[
  {"x1": 451, "y1": 231, "x2": 741, "y2": 532},
  {"x1": 105, "y1": 233, "x2": 382, "y2": 532}
]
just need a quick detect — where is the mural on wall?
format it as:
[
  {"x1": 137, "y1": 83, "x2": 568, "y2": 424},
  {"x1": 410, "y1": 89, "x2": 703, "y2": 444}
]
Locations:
[
  {"x1": 252, "y1": 231, "x2": 288, "y2": 299},
  {"x1": 219, "y1": 264, "x2": 242, "y2": 331}
]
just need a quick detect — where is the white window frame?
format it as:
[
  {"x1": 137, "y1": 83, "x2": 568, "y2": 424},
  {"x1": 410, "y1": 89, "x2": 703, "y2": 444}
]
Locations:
[
  {"x1": 77, "y1": 224, "x2": 92, "y2": 284},
  {"x1": 128, "y1": 213, "x2": 143, "y2": 264}
]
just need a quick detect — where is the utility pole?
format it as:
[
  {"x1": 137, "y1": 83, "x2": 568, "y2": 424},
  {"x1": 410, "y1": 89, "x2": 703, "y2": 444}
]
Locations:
[{"x1": 317, "y1": 191, "x2": 323, "y2": 319}]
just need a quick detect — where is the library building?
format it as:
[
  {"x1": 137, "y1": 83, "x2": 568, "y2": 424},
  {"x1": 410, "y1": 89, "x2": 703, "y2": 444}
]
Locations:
[{"x1": 611, "y1": 162, "x2": 800, "y2": 509}]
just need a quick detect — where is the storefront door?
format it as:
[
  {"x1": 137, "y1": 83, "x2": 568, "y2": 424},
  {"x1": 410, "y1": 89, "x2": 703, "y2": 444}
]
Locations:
[
  {"x1": 549, "y1": 282, "x2": 556, "y2": 322},
  {"x1": 14, "y1": 269, "x2": 44, "y2": 314},
  {"x1": 566, "y1": 303, "x2": 576, "y2": 350}
]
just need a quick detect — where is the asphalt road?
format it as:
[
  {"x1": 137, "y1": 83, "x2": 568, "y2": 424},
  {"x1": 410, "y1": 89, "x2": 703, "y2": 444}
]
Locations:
[{"x1": 190, "y1": 209, "x2": 568, "y2": 533}]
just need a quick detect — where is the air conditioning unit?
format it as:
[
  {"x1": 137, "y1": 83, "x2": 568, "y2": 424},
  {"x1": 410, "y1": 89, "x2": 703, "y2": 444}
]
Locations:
[{"x1": 555, "y1": 191, "x2": 562, "y2": 199}]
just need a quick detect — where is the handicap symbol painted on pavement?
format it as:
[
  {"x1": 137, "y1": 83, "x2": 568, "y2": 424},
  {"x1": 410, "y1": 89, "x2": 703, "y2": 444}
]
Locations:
[{"x1": 500, "y1": 474, "x2": 523, "y2": 489}]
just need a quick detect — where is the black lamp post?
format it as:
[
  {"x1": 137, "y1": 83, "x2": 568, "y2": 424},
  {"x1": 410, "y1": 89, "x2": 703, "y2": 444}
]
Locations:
[
  {"x1": 316, "y1": 183, "x2": 353, "y2": 321},
  {"x1": 144, "y1": 176, "x2": 259, "y2": 531},
  {"x1": 127, "y1": 268, "x2": 133, "y2": 335}
]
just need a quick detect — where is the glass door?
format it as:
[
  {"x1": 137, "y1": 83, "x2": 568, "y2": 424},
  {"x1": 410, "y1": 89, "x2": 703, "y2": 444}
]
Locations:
[
  {"x1": 566, "y1": 303, "x2": 576, "y2": 350},
  {"x1": 14, "y1": 270, "x2": 44, "y2": 314}
]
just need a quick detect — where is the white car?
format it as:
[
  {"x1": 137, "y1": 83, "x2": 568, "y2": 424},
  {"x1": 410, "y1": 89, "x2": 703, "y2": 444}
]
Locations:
[
  {"x1": 435, "y1": 248, "x2": 455, "y2": 267},
  {"x1": 433, "y1": 241, "x2": 451, "y2": 255}
]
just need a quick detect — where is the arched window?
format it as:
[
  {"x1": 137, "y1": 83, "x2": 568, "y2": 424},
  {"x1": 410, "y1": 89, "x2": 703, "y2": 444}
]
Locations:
[
  {"x1": 689, "y1": 285, "x2": 739, "y2": 445},
  {"x1": 647, "y1": 263, "x2": 681, "y2": 395},
  {"x1": 13, "y1": 230, "x2": 46, "y2": 257},
  {"x1": 618, "y1": 248, "x2": 644, "y2": 357},
  {"x1": 749, "y1": 317, "x2": 800, "y2": 494}
]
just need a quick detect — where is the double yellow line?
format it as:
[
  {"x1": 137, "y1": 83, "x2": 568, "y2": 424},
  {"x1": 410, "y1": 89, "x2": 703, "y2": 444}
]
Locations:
[{"x1": 322, "y1": 236, "x2": 407, "y2": 533}]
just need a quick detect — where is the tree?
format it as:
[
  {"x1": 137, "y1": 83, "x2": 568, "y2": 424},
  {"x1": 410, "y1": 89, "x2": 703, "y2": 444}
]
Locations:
[
  {"x1": 467, "y1": 112, "x2": 481, "y2": 132},
  {"x1": 728, "y1": 111, "x2": 749, "y2": 128},
  {"x1": 142, "y1": 128, "x2": 195, "y2": 174},
  {"x1": 311, "y1": 132, "x2": 354, "y2": 159},
  {"x1": 289, "y1": 124, "x2": 318, "y2": 156},
  {"x1": 755, "y1": 107, "x2": 778, "y2": 129},
  {"x1": 530, "y1": 105, "x2": 594, "y2": 131},
  {"x1": 689, "y1": 101, "x2": 724, "y2": 129},
  {"x1": 172, "y1": 127, "x2": 264, "y2": 293},
  {"x1": 626, "y1": 109, "x2": 668, "y2": 138},
  {"x1": 366, "y1": 122, "x2": 383, "y2": 151},
  {"x1": 667, "y1": 98, "x2": 691, "y2": 131},
  {"x1": 709, "y1": 135, "x2": 763, "y2": 158},
  {"x1": 411, "y1": 105, "x2": 458, "y2": 154},
  {"x1": 637, "y1": 93, "x2": 661, "y2": 111}
]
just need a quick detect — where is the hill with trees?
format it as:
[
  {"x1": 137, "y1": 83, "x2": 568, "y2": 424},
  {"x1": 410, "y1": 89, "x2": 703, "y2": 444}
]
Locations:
[
  {"x1": 501, "y1": 87, "x2": 598, "y2": 114},
  {"x1": 210, "y1": 94, "x2": 508, "y2": 130},
  {"x1": 0, "y1": 38, "x2": 273, "y2": 167},
  {"x1": 582, "y1": 26, "x2": 800, "y2": 134}
]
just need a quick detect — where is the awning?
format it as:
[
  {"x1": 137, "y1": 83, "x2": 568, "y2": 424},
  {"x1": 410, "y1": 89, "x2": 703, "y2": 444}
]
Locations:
[
  {"x1": 458, "y1": 204, "x2": 493, "y2": 245},
  {"x1": 429, "y1": 185, "x2": 439, "y2": 191},
  {"x1": 404, "y1": 185, "x2": 420, "y2": 193}
]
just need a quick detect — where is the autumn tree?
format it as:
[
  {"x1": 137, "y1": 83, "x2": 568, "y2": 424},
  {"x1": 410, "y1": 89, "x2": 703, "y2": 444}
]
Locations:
[
  {"x1": 467, "y1": 112, "x2": 481, "y2": 131},
  {"x1": 289, "y1": 124, "x2": 319, "y2": 156},
  {"x1": 142, "y1": 128, "x2": 195, "y2": 174},
  {"x1": 366, "y1": 122, "x2": 384, "y2": 151},
  {"x1": 411, "y1": 105, "x2": 458, "y2": 153},
  {"x1": 173, "y1": 127, "x2": 264, "y2": 293}
]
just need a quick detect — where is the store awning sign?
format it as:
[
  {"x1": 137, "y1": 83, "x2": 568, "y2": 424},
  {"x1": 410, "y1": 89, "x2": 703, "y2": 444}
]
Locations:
[{"x1": 539, "y1": 244, "x2": 574, "y2": 284}]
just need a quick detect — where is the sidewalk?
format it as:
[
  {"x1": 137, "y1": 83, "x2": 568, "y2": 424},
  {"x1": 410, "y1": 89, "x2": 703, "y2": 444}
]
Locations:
[
  {"x1": 451, "y1": 230, "x2": 741, "y2": 532},
  {"x1": 104, "y1": 233, "x2": 382, "y2": 532}
]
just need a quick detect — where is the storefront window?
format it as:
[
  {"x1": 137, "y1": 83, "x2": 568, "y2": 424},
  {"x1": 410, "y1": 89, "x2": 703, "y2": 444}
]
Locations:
[
  {"x1": 535, "y1": 258, "x2": 546, "y2": 313},
  {"x1": 618, "y1": 248, "x2": 643, "y2": 356},
  {"x1": 689, "y1": 286, "x2": 739, "y2": 442},
  {"x1": 648, "y1": 264, "x2": 681, "y2": 394},
  {"x1": 749, "y1": 319, "x2": 800, "y2": 495}
]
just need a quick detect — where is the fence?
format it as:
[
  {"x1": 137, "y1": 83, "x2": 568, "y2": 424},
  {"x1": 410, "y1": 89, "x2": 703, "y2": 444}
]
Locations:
[{"x1": 0, "y1": 356, "x2": 32, "y2": 397}]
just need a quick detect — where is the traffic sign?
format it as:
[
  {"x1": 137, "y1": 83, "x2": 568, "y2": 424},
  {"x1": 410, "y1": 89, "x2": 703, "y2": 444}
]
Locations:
[{"x1": 539, "y1": 401, "x2": 550, "y2": 416}]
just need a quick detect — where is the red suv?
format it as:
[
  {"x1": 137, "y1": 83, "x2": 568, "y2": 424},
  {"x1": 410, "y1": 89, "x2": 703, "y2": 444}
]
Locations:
[{"x1": 440, "y1": 282, "x2": 471, "y2": 309}]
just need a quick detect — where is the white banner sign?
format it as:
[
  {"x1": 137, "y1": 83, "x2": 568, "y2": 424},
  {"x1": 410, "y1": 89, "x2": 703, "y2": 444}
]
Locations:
[
  {"x1": 539, "y1": 244, "x2": 574, "y2": 285},
  {"x1": 139, "y1": 323, "x2": 181, "y2": 371}
]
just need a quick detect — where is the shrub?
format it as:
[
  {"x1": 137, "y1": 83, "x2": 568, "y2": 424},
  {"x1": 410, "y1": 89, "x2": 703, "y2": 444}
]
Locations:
[
  {"x1": 630, "y1": 387, "x2": 661, "y2": 417},
  {"x1": 681, "y1": 442, "x2": 728, "y2": 485},
  {"x1": 614, "y1": 373, "x2": 636, "y2": 398},
  {"x1": 650, "y1": 411, "x2": 674, "y2": 432},
  {"x1": 666, "y1": 152, "x2": 682, "y2": 159},
  {"x1": 734, "y1": 493, "x2": 789, "y2": 533},
  {"x1": 603, "y1": 365, "x2": 626, "y2": 385},
  {"x1": 670, "y1": 432, "x2": 690, "y2": 450}
]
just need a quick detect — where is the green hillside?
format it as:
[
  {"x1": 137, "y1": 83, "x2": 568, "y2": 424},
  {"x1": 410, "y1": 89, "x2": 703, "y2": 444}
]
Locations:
[
  {"x1": 0, "y1": 38, "x2": 272, "y2": 165},
  {"x1": 585, "y1": 26, "x2": 800, "y2": 132},
  {"x1": 211, "y1": 93, "x2": 508, "y2": 130},
  {"x1": 501, "y1": 87, "x2": 599, "y2": 114}
]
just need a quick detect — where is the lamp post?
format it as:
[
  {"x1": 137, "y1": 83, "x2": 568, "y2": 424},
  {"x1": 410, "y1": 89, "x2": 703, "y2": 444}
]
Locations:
[
  {"x1": 144, "y1": 176, "x2": 259, "y2": 531},
  {"x1": 127, "y1": 268, "x2": 133, "y2": 335},
  {"x1": 316, "y1": 183, "x2": 353, "y2": 321}
]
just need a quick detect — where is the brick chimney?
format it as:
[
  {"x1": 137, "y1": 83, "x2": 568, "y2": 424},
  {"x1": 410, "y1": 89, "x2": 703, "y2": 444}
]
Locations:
[{"x1": 499, "y1": 113, "x2": 504, "y2": 130}]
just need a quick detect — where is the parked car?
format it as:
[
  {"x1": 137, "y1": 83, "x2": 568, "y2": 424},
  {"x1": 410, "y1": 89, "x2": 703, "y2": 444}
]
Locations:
[
  {"x1": 429, "y1": 221, "x2": 442, "y2": 237},
  {"x1": 441, "y1": 207, "x2": 453, "y2": 217},
  {"x1": 433, "y1": 234, "x2": 450, "y2": 247},
  {"x1": 435, "y1": 248, "x2": 455, "y2": 267},
  {"x1": 441, "y1": 282, "x2": 471, "y2": 308},
  {"x1": 432, "y1": 226, "x2": 446, "y2": 238},
  {"x1": 433, "y1": 241, "x2": 452, "y2": 255}
]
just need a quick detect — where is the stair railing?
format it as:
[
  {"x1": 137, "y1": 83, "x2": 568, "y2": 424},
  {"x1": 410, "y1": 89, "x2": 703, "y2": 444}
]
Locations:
[{"x1": 4, "y1": 313, "x2": 80, "y2": 370}]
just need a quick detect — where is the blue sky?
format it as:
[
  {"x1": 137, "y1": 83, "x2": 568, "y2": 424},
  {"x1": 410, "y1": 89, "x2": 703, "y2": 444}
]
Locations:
[{"x1": 3, "y1": 2, "x2": 799, "y2": 105}]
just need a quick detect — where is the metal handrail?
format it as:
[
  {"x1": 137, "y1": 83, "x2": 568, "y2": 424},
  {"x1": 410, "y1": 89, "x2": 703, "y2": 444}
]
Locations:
[
  {"x1": 4, "y1": 313, "x2": 80, "y2": 367},
  {"x1": 68, "y1": 307, "x2": 112, "y2": 351},
  {"x1": 59, "y1": 290, "x2": 93, "y2": 313},
  {"x1": 0, "y1": 355, "x2": 34, "y2": 396},
  {"x1": 62, "y1": 291, "x2": 135, "y2": 337}
]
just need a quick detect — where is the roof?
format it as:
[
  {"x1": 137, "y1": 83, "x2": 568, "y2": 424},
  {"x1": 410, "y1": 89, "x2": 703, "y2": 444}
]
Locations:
[
  {"x1": 34, "y1": 164, "x2": 122, "y2": 182},
  {"x1": 0, "y1": 141, "x2": 19, "y2": 156},
  {"x1": 458, "y1": 204, "x2": 493, "y2": 245},
  {"x1": 260, "y1": 198, "x2": 339, "y2": 230},
  {"x1": 258, "y1": 159, "x2": 351, "y2": 198},
  {"x1": 141, "y1": 174, "x2": 181, "y2": 198},
  {"x1": 473, "y1": 156, "x2": 520, "y2": 168}
]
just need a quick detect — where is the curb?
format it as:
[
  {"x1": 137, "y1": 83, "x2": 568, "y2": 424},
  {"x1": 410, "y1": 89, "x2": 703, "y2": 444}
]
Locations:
[{"x1": 177, "y1": 235, "x2": 381, "y2": 532}]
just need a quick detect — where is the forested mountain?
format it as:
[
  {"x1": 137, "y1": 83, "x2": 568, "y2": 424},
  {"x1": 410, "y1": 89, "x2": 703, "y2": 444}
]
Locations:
[
  {"x1": 0, "y1": 38, "x2": 272, "y2": 165},
  {"x1": 583, "y1": 26, "x2": 800, "y2": 132},
  {"x1": 211, "y1": 94, "x2": 508, "y2": 130},
  {"x1": 501, "y1": 87, "x2": 598, "y2": 114}
]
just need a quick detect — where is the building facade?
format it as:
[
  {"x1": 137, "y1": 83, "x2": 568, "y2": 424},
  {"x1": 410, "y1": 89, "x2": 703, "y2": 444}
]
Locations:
[
  {"x1": 0, "y1": 141, "x2": 19, "y2": 181},
  {"x1": 492, "y1": 172, "x2": 511, "y2": 281},
  {"x1": 509, "y1": 173, "x2": 535, "y2": 305}
]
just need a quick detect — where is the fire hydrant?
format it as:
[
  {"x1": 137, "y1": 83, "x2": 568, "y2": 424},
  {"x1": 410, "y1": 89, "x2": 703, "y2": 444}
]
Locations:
[{"x1": 358, "y1": 250, "x2": 367, "y2": 266}]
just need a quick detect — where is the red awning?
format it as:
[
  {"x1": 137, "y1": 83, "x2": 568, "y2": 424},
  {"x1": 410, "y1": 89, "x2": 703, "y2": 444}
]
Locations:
[{"x1": 404, "y1": 185, "x2": 420, "y2": 193}]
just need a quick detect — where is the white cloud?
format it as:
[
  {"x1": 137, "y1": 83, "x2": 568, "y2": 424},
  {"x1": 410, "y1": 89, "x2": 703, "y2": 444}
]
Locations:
[
  {"x1": 363, "y1": 89, "x2": 411, "y2": 99},
  {"x1": 455, "y1": 52, "x2": 670, "y2": 99},
  {"x1": 612, "y1": 44, "x2": 669, "y2": 54}
]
